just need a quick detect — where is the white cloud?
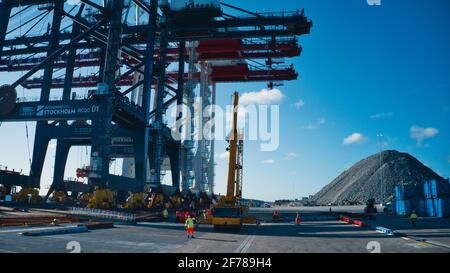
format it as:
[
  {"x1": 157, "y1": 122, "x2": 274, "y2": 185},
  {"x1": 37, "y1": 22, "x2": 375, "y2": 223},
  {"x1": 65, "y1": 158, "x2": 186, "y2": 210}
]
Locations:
[
  {"x1": 215, "y1": 151, "x2": 229, "y2": 160},
  {"x1": 370, "y1": 112, "x2": 393, "y2": 119},
  {"x1": 410, "y1": 126, "x2": 439, "y2": 146},
  {"x1": 284, "y1": 152, "x2": 298, "y2": 160},
  {"x1": 239, "y1": 88, "x2": 284, "y2": 105},
  {"x1": 343, "y1": 133, "x2": 365, "y2": 145},
  {"x1": 294, "y1": 100, "x2": 305, "y2": 109},
  {"x1": 303, "y1": 117, "x2": 326, "y2": 130},
  {"x1": 262, "y1": 159, "x2": 275, "y2": 164}
]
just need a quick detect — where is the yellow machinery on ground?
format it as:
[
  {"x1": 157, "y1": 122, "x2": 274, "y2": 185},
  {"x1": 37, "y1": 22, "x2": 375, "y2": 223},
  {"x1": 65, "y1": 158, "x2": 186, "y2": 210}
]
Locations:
[
  {"x1": 87, "y1": 188, "x2": 115, "y2": 209},
  {"x1": 169, "y1": 194, "x2": 181, "y2": 209},
  {"x1": 13, "y1": 187, "x2": 42, "y2": 204},
  {"x1": 212, "y1": 92, "x2": 246, "y2": 230},
  {"x1": 78, "y1": 192, "x2": 92, "y2": 206},
  {"x1": 148, "y1": 193, "x2": 165, "y2": 208},
  {"x1": 123, "y1": 192, "x2": 145, "y2": 209},
  {"x1": 50, "y1": 191, "x2": 67, "y2": 204}
]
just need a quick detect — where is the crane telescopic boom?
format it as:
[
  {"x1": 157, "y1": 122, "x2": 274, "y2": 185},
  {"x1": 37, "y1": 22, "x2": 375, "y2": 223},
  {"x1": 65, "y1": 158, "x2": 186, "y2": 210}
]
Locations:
[
  {"x1": 212, "y1": 91, "x2": 245, "y2": 230},
  {"x1": 226, "y1": 92, "x2": 239, "y2": 199}
]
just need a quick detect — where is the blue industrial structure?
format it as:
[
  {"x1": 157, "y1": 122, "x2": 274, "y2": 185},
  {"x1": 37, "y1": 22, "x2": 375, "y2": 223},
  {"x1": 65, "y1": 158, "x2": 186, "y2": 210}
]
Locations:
[
  {"x1": 0, "y1": 0, "x2": 312, "y2": 202},
  {"x1": 393, "y1": 179, "x2": 450, "y2": 218}
]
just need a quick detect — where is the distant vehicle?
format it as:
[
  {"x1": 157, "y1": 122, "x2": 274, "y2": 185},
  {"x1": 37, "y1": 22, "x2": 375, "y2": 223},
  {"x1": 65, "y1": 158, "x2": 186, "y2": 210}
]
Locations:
[
  {"x1": 383, "y1": 202, "x2": 393, "y2": 215},
  {"x1": 364, "y1": 198, "x2": 378, "y2": 214},
  {"x1": 264, "y1": 203, "x2": 271, "y2": 208}
]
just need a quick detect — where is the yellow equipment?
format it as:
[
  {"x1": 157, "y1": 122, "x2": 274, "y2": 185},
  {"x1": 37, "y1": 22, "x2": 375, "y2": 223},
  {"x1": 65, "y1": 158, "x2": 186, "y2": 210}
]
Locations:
[
  {"x1": 77, "y1": 192, "x2": 92, "y2": 207},
  {"x1": 50, "y1": 191, "x2": 67, "y2": 204},
  {"x1": 123, "y1": 192, "x2": 145, "y2": 209},
  {"x1": 212, "y1": 92, "x2": 246, "y2": 230},
  {"x1": 169, "y1": 195, "x2": 181, "y2": 208},
  {"x1": 13, "y1": 187, "x2": 42, "y2": 204},
  {"x1": 87, "y1": 188, "x2": 115, "y2": 209},
  {"x1": 148, "y1": 193, "x2": 165, "y2": 208},
  {"x1": 164, "y1": 201, "x2": 173, "y2": 209}
]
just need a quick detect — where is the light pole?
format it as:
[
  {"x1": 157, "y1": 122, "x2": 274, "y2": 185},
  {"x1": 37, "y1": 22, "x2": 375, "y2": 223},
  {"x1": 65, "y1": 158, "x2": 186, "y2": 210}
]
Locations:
[
  {"x1": 293, "y1": 180, "x2": 296, "y2": 202},
  {"x1": 377, "y1": 133, "x2": 384, "y2": 206}
]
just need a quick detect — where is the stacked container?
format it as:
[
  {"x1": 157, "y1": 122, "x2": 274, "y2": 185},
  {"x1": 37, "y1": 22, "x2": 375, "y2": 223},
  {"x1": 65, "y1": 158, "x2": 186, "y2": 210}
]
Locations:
[
  {"x1": 422, "y1": 179, "x2": 450, "y2": 217},
  {"x1": 393, "y1": 184, "x2": 420, "y2": 216},
  {"x1": 393, "y1": 179, "x2": 450, "y2": 218}
]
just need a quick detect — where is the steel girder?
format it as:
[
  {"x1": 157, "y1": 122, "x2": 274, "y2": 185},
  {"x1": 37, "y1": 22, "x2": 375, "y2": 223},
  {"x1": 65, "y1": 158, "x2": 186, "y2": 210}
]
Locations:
[
  {"x1": 0, "y1": 1, "x2": 312, "y2": 196},
  {"x1": 1, "y1": 10, "x2": 311, "y2": 53}
]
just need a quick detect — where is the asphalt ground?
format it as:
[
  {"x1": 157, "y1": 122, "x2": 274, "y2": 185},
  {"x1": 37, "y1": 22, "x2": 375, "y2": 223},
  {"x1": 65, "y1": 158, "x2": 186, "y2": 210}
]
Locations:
[{"x1": 0, "y1": 219, "x2": 448, "y2": 253}]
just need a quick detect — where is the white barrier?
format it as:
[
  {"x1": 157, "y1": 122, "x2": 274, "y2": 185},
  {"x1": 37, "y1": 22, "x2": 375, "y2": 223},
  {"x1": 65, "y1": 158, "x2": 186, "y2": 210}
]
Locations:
[{"x1": 69, "y1": 207, "x2": 136, "y2": 222}]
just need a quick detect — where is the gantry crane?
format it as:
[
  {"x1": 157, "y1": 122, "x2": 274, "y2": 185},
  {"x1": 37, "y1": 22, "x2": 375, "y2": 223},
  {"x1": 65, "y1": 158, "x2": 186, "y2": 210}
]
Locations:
[
  {"x1": 212, "y1": 92, "x2": 245, "y2": 230},
  {"x1": 0, "y1": 0, "x2": 312, "y2": 207}
]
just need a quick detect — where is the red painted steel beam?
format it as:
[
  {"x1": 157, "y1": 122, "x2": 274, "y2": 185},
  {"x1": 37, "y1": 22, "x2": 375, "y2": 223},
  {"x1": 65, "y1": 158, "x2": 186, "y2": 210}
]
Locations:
[
  {"x1": 0, "y1": 39, "x2": 301, "y2": 71},
  {"x1": 21, "y1": 65, "x2": 298, "y2": 89}
]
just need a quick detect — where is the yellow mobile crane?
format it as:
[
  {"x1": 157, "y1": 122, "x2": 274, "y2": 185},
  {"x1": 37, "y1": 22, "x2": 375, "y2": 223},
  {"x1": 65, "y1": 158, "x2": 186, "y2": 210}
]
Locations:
[{"x1": 212, "y1": 92, "x2": 245, "y2": 230}]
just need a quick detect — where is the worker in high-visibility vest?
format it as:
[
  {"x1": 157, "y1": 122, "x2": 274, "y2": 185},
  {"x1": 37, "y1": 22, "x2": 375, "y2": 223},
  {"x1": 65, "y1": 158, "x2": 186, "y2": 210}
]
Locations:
[
  {"x1": 295, "y1": 212, "x2": 301, "y2": 225},
  {"x1": 162, "y1": 208, "x2": 169, "y2": 221},
  {"x1": 272, "y1": 211, "x2": 280, "y2": 222},
  {"x1": 410, "y1": 211, "x2": 418, "y2": 228},
  {"x1": 185, "y1": 215, "x2": 195, "y2": 239}
]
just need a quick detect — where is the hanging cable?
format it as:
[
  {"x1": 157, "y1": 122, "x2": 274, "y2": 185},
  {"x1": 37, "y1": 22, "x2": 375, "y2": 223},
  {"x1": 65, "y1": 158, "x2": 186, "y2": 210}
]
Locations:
[
  {"x1": 18, "y1": 2, "x2": 33, "y2": 170},
  {"x1": 24, "y1": 124, "x2": 32, "y2": 170}
]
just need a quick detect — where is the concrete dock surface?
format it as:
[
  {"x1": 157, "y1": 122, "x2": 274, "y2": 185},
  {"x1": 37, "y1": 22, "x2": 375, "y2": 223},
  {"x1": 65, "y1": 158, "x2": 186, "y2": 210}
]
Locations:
[{"x1": 0, "y1": 206, "x2": 449, "y2": 253}]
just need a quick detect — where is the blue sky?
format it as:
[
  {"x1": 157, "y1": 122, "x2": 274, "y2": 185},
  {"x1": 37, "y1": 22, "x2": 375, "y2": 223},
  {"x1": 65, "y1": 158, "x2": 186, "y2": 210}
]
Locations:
[
  {"x1": 212, "y1": 0, "x2": 450, "y2": 200},
  {"x1": 0, "y1": 0, "x2": 449, "y2": 201}
]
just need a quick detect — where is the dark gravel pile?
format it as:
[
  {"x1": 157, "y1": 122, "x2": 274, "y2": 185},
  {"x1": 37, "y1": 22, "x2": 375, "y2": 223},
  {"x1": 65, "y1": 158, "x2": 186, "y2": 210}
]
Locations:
[{"x1": 311, "y1": 150, "x2": 443, "y2": 205}]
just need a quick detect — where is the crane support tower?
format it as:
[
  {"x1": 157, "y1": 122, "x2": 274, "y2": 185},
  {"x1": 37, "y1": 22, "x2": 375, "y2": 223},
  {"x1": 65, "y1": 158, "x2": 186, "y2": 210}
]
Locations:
[
  {"x1": 212, "y1": 92, "x2": 245, "y2": 230},
  {"x1": 0, "y1": 0, "x2": 312, "y2": 206}
]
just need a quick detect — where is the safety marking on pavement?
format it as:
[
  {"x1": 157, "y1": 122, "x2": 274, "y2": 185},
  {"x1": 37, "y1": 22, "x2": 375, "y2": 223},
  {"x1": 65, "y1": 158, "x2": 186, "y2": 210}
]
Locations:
[
  {"x1": 234, "y1": 235, "x2": 256, "y2": 253},
  {"x1": 408, "y1": 243, "x2": 433, "y2": 248},
  {"x1": 417, "y1": 243, "x2": 432, "y2": 247},
  {"x1": 241, "y1": 235, "x2": 256, "y2": 253}
]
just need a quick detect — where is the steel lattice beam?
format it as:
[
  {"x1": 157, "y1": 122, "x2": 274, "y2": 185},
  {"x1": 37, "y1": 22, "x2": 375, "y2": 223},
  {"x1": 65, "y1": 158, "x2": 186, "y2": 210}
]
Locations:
[{"x1": 0, "y1": 1, "x2": 312, "y2": 196}]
